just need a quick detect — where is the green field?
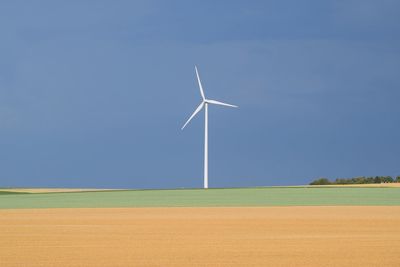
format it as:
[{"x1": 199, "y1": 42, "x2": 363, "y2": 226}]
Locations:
[
  {"x1": 0, "y1": 191, "x2": 28, "y2": 195},
  {"x1": 1, "y1": 187, "x2": 399, "y2": 209}
]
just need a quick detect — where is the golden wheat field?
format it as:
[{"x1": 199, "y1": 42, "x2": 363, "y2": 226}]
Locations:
[{"x1": 0, "y1": 206, "x2": 399, "y2": 266}]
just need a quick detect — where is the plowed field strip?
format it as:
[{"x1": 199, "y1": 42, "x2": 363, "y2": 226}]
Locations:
[{"x1": 1, "y1": 206, "x2": 399, "y2": 266}]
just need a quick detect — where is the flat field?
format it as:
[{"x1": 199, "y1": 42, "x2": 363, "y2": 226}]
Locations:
[
  {"x1": 1, "y1": 187, "x2": 399, "y2": 266},
  {"x1": 1, "y1": 206, "x2": 399, "y2": 267},
  {"x1": 1, "y1": 187, "x2": 400, "y2": 209},
  {"x1": 0, "y1": 188, "x2": 120, "y2": 193}
]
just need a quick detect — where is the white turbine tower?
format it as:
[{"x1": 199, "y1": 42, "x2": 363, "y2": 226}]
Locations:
[{"x1": 182, "y1": 66, "x2": 238, "y2": 189}]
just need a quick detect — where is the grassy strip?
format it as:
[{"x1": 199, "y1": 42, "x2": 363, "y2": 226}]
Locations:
[
  {"x1": 0, "y1": 187, "x2": 400, "y2": 209},
  {"x1": 0, "y1": 191, "x2": 30, "y2": 195}
]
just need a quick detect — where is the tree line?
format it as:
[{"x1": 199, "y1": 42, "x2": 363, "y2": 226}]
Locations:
[{"x1": 310, "y1": 176, "x2": 400, "y2": 185}]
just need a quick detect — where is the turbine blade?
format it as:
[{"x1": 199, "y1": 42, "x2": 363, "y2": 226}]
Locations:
[
  {"x1": 195, "y1": 66, "x2": 206, "y2": 100},
  {"x1": 181, "y1": 102, "x2": 204, "y2": 130},
  {"x1": 207, "y1": 99, "x2": 238, "y2": 108}
]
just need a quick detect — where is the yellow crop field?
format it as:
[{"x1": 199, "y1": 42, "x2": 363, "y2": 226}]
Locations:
[{"x1": 1, "y1": 206, "x2": 399, "y2": 266}]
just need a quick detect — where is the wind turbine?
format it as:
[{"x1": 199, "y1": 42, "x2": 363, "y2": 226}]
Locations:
[{"x1": 182, "y1": 66, "x2": 238, "y2": 189}]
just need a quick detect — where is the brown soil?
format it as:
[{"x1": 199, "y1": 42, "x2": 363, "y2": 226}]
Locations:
[{"x1": 1, "y1": 207, "x2": 399, "y2": 266}]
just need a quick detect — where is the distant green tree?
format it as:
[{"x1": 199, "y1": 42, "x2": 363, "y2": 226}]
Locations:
[
  {"x1": 366, "y1": 177, "x2": 375, "y2": 184},
  {"x1": 310, "y1": 178, "x2": 331, "y2": 185},
  {"x1": 335, "y1": 178, "x2": 350, "y2": 184},
  {"x1": 310, "y1": 175, "x2": 395, "y2": 185},
  {"x1": 382, "y1": 176, "x2": 394, "y2": 183},
  {"x1": 351, "y1": 177, "x2": 367, "y2": 184}
]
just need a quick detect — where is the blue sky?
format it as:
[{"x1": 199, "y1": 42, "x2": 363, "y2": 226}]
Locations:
[{"x1": 1, "y1": 0, "x2": 399, "y2": 188}]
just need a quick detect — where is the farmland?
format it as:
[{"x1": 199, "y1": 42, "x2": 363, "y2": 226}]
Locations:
[
  {"x1": 1, "y1": 186, "x2": 399, "y2": 266},
  {"x1": 1, "y1": 186, "x2": 400, "y2": 209},
  {"x1": 1, "y1": 206, "x2": 400, "y2": 267}
]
